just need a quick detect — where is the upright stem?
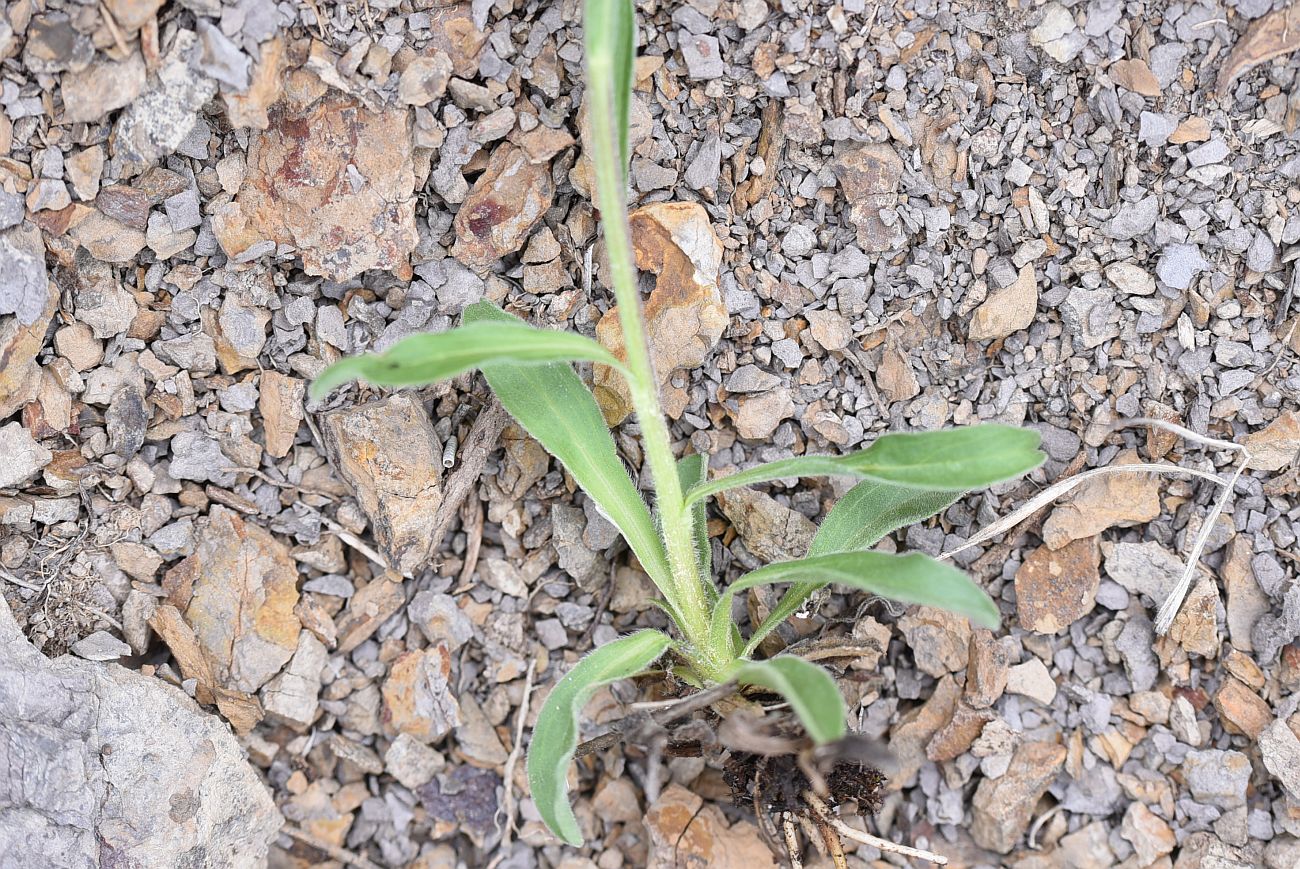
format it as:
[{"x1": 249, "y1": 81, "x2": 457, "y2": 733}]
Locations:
[{"x1": 586, "y1": 53, "x2": 721, "y2": 677}]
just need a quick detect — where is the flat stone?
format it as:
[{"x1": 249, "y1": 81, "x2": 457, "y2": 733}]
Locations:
[
  {"x1": 1243, "y1": 410, "x2": 1300, "y2": 471},
  {"x1": 969, "y1": 263, "x2": 1038, "y2": 341},
  {"x1": 1183, "y1": 749, "x2": 1251, "y2": 808},
  {"x1": 320, "y1": 394, "x2": 444, "y2": 576},
  {"x1": 1260, "y1": 718, "x2": 1300, "y2": 801},
  {"x1": 112, "y1": 30, "x2": 217, "y2": 175},
  {"x1": 70, "y1": 630, "x2": 132, "y2": 662},
  {"x1": 1105, "y1": 196, "x2": 1159, "y2": 240},
  {"x1": 451, "y1": 142, "x2": 554, "y2": 271},
  {"x1": 60, "y1": 52, "x2": 147, "y2": 124},
  {"x1": 1213, "y1": 678, "x2": 1271, "y2": 739},
  {"x1": 1156, "y1": 243, "x2": 1210, "y2": 290},
  {"x1": 0, "y1": 596, "x2": 281, "y2": 867},
  {"x1": 889, "y1": 674, "x2": 960, "y2": 787},
  {"x1": 644, "y1": 784, "x2": 777, "y2": 869},
  {"x1": 1120, "y1": 802, "x2": 1176, "y2": 865},
  {"x1": 335, "y1": 574, "x2": 407, "y2": 653},
  {"x1": 260, "y1": 630, "x2": 327, "y2": 732},
  {"x1": 806, "y1": 309, "x2": 853, "y2": 351},
  {"x1": 732, "y1": 388, "x2": 795, "y2": 440},
  {"x1": 162, "y1": 506, "x2": 301, "y2": 694},
  {"x1": 835, "y1": 144, "x2": 906, "y2": 252},
  {"x1": 899, "y1": 607, "x2": 973, "y2": 677},
  {"x1": 1223, "y1": 536, "x2": 1269, "y2": 652},
  {"x1": 680, "y1": 32, "x2": 725, "y2": 80},
  {"x1": 382, "y1": 645, "x2": 461, "y2": 743},
  {"x1": 384, "y1": 732, "x2": 445, "y2": 789},
  {"x1": 257, "y1": 370, "x2": 304, "y2": 458},
  {"x1": 0, "y1": 421, "x2": 52, "y2": 488},
  {"x1": 1042, "y1": 451, "x2": 1161, "y2": 549},
  {"x1": 1015, "y1": 536, "x2": 1100, "y2": 633},
  {"x1": 715, "y1": 487, "x2": 815, "y2": 563},
  {"x1": 1006, "y1": 658, "x2": 1057, "y2": 705},
  {"x1": 1105, "y1": 261, "x2": 1156, "y2": 295},
  {"x1": 214, "y1": 90, "x2": 417, "y2": 281},
  {"x1": 399, "y1": 52, "x2": 454, "y2": 106},
  {"x1": 593, "y1": 203, "x2": 726, "y2": 425},
  {"x1": 971, "y1": 740, "x2": 1067, "y2": 853}
]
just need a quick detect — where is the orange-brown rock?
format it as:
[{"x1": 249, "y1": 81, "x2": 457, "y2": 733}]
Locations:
[
  {"x1": 644, "y1": 784, "x2": 777, "y2": 869},
  {"x1": 320, "y1": 394, "x2": 444, "y2": 576},
  {"x1": 1015, "y1": 536, "x2": 1100, "y2": 633},
  {"x1": 213, "y1": 90, "x2": 417, "y2": 281},
  {"x1": 592, "y1": 202, "x2": 726, "y2": 424},
  {"x1": 382, "y1": 645, "x2": 461, "y2": 743},
  {"x1": 451, "y1": 143, "x2": 555, "y2": 270},
  {"x1": 162, "y1": 506, "x2": 301, "y2": 695},
  {"x1": 1041, "y1": 450, "x2": 1161, "y2": 549}
]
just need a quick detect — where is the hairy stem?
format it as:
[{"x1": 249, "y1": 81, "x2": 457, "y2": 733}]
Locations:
[{"x1": 584, "y1": 18, "x2": 720, "y2": 677}]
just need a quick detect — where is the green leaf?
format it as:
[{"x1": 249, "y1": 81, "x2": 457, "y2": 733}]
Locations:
[
  {"x1": 584, "y1": 0, "x2": 635, "y2": 175},
  {"x1": 713, "y1": 551, "x2": 1000, "y2": 655},
  {"x1": 310, "y1": 321, "x2": 627, "y2": 400},
  {"x1": 810, "y1": 481, "x2": 962, "y2": 558},
  {"x1": 745, "y1": 482, "x2": 961, "y2": 656},
  {"x1": 685, "y1": 425, "x2": 1045, "y2": 505},
  {"x1": 733, "y1": 657, "x2": 846, "y2": 744},
  {"x1": 676, "y1": 454, "x2": 714, "y2": 593},
  {"x1": 528, "y1": 629, "x2": 672, "y2": 845},
  {"x1": 464, "y1": 302, "x2": 672, "y2": 591}
]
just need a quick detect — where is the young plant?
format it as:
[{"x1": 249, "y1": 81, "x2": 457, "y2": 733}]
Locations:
[{"x1": 312, "y1": 0, "x2": 1045, "y2": 848}]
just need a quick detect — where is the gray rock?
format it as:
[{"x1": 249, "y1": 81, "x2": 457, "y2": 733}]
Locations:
[
  {"x1": 1115, "y1": 617, "x2": 1159, "y2": 690},
  {"x1": 1260, "y1": 718, "x2": 1300, "y2": 801},
  {"x1": 1246, "y1": 231, "x2": 1276, "y2": 272},
  {"x1": 684, "y1": 135, "x2": 721, "y2": 191},
  {"x1": 408, "y1": 592, "x2": 475, "y2": 651},
  {"x1": 70, "y1": 631, "x2": 132, "y2": 662},
  {"x1": 0, "y1": 597, "x2": 281, "y2": 866},
  {"x1": 0, "y1": 422, "x2": 52, "y2": 489},
  {"x1": 1105, "y1": 196, "x2": 1159, "y2": 240},
  {"x1": 1156, "y1": 244, "x2": 1210, "y2": 290},
  {"x1": 384, "y1": 733, "x2": 445, "y2": 790},
  {"x1": 680, "y1": 32, "x2": 725, "y2": 79},
  {"x1": 113, "y1": 30, "x2": 218, "y2": 175},
  {"x1": 1184, "y1": 749, "x2": 1252, "y2": 808},
  {"x1": 1138, "y1": 112, "x2": 1178, "y2": 147},
  {"x1": 1188, "y1": 139, "x2": 1229, "y2": 167},
  {"x1": 0, "y1": 223, "x2": 50, "y2": 326},
  {"x1": 168, "y1": 431, "x2": 238, "y2": 486},
  {"x1": 261, "y1": 631, "x2": 327, "y2": 731},
  {"x1": 725, "y1": 364, "x2": 781, "y2": 393}
]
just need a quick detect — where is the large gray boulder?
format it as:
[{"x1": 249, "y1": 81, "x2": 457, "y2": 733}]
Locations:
[{"x1": 0, "y1": 598, "x2": 282, "y2": 868}]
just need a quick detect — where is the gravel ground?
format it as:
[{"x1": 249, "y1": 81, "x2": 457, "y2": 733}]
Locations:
[{"x1": 3, "y1": 0, "x2": 1300, "y2": 867}]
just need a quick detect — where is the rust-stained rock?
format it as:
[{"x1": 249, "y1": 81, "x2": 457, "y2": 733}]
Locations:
[
  {"x1": 382, "y1": 645, "x2": 461, "y2": 743},
  {"x1": 451, "y1": 143, "x2": 555, "y2": 270},
  {"x1": 320, "y1": 394, "x2": 444, "y2": 576},
  {"x1": 258, "y1": 370, "x2": 305, "y2": 458},
  {"x1": 213, "y1": 90, "x2": 417, "y2": 281},
  {"x1": 889, "y1": 674, "x2": 960, "y2": 788},
  {"x1": 147, "y1": 603, "x2": 266, "y2": 733},
  {"x1": 1015, "y1": 536, "x2": 1100, "y2": 634},
  {"x1": 644, "y1": 784, "x2": 777, "y2": 869},
  {"x1": 971, "y1": 740, "x2": 1067, "y2": 853},
  {"x1": 163, "y1": 506, "x2": 301, "y2": 695},
  {"x1": 593, "y1": 202, "x2": 726, "y2": 424},
  {"x1": 834, "y1": 143, "x2": 906, "y2": 252},
  {"x1": 1041, "y1": 451, "x2": 1161, "y2": 549},
  {"x1": 426, "y1": 2, "x2": 487, "y2": 78},
  {"x1": 966, "y1": 630, "x2": 1010, "y2": 708},
  {"x1": 969, "y1": 263, "x2": 1039, "y2": 341},
  {"x1": 928, "y1": 701, "x2": 997, "y2": 762},
  {"x1": 1213, "y1": 677, "x2": 1271, "y2": 739}
]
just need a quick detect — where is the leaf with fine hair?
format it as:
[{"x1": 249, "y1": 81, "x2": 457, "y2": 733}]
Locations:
[
  {"x1": 685, "y1": 425, "x2": 1045, "y2": 505},
  {"x1": 676, "y1": 454, "x2": 714, "y2": 593},
  {"x1": 463, "y1": 301, "x2": 673, "y2": 592},
  {"x1": 712, "y1": 551, "x2": 1000, "y2": 655},
  {"x1": 743, "y1": 482, "x2": 962, "y2": 656},
  {"x1": 734, "y1": 656, "x2": 846, "y2": 744},
  {"x1": 583, "y1": 0, "x2": 635, "y2": 175},
  {"x1": 528, "y1": 629, "x2": 673, "y2": 845},
  {"x1": 309, "y1": 321, "x2": 627, "y2": 400}
]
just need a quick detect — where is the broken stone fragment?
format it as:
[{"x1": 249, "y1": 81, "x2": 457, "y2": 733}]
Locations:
[
  {"x1": 382, "y1": 644, "x2": 461, "y2": 743},
  {"x1": 222, "y1": 36, "x2": 286, "y2": 130},
  {"x1": 1015, "y1": 536, "x2": 1100, "y2": 634},
  {"x1": 969, "y1": 263, "x2": 1038, "y2": 341},
  {"x1": 835, "y1": 143, "x2": 906, "y2": 252},
  {"x1": 399, "y1": 52, "x2": 454, "y2": 106},
  {"x1": 1040, "y1": 450, "x2": 1161, "y2": 549},
  {"x1": 163, "y1": 505, "x2": 301, "y2": 694},
  {"x1": 451, "y1": 142, "x2": 555, "y2": 270},
  {"x1": 0, "y1": 596, "x2": 282, "y2": 867},
  {"x1": 59, "y1": 52, "x2": 147, "y2": 124},
  {"x1": 261, "y1": 630, "x2": 327, "y2": 732},
  {"x1": 0, "y1": 256, "x2": 58, "y2": 420},
  {"x1": 1243, "y1": 410, "x2": 1300, "y2": 471},
  {"x1": 214, "y1": 89, "x2": 418, "y2": 281},
  {"x1": 112, "y1": 30, "x2": 218, "y2": 176},
  {"x1": 258, "y1": 370, "x2": 305, "y2": 458},
  {"x1": 320, "y1": 393, "x2": 444, "y2": 576},
  {"x1": 0, "y1": 222, "x2": 50, "y2": 327},
  {"x1": 971, "y1": 740, "x2": 1067, "y2": 853},
  {"x1": 0, "y1": 422, "x2": 53, "y2": 489},
  {"x1": 593, "y1": 202, "x2": 727, "y2": 424},
  {"x1": 644, "y1": 784, "x2": 777, "y2": 869}
]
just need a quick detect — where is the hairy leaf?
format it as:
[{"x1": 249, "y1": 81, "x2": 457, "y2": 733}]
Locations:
[
  {"x1": 686, "y1": 425, "x2": 1044, "y2": 505},
  {"x1": 528, "y1": 630, "x2": 673, "y2": 845},
  {"x1": 734, "y1": 657, "x2": 846, "y2": 744},
  {"x1": 744, "y1": 483, "x2": 961, "y2": 655},
  {"x1": 676, "y1": 454, "x2": 714, "y2": 592},
  {"x1": 584, "y1": 0, "x2": 635, "y2": 174},
  {"x1": 713, "y1": 551, "x2": 1000, "y2": 654},
  {"x1": 464, "y1": 302, "x2": 672, "y2": 589},
  {"x1": 310, "y1": 321, "x2": 626, "y2": 400}
]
